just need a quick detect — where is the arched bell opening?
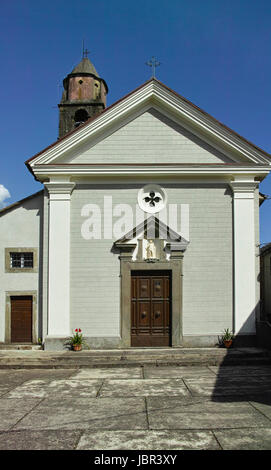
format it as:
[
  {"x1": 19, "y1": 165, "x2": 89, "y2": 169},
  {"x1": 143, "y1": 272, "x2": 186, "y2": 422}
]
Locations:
[{"x1": 74, "y1": 108, "x2": 89, "y2": 128}]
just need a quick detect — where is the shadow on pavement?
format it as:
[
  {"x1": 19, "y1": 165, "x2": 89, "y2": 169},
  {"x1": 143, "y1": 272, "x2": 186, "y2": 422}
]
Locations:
[{"x1": 211, "y1": 341, "x2": 271, "y2": 407}]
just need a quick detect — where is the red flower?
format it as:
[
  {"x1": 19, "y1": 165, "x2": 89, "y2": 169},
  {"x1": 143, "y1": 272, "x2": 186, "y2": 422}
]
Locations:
[
  {"x1": 79, "y1": 329, "x2": 81, "y2": 332},
  {"x1": 75, "y1": 329, "x2": 78, "y2": 332}
]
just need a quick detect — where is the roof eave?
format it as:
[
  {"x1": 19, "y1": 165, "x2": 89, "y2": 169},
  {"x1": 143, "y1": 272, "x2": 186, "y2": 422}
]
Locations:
[{"x1": 0, "y1": 190, "x2": 44, "y2": 216}]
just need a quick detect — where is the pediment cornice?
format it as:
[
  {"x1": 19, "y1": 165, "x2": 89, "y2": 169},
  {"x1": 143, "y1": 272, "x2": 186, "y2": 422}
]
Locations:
[
  {"x1": 26, "y1": 79, "x2": 271, "y2": 177},
  {"x1": 114, "y1": 215, "x2": 189, "y2": 247}
]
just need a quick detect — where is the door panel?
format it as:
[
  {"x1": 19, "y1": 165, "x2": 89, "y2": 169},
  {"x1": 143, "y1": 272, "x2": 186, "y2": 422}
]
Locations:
[
  {"x1": 152, "y1": 278, "x2": 164, "y2": 298},
  {"x1": 131, "y1": 271, "x2": 171, "y2": 347},
  {"x1": 138, "y1": 302, "x2": 151, "y2": 328},
  {"x1": 152, "y1": 301, "x2": 164, "y2": 327},
  {"x1": 138, "y1": 278, "x2": 151, "y2": 298}
]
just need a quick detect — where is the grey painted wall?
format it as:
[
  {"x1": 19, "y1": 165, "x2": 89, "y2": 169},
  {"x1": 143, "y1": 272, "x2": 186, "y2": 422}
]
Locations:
[
  {"x1": 70, "y1": 183, "x2": 233, "y2": 338},
  {"x1": 71, "y1": 109, "x2": 235, "y2": 165}
]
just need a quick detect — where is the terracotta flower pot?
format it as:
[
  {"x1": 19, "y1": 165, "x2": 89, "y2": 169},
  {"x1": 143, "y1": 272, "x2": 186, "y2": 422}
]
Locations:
[
  {"x1": 224, "y1": 339, "x2": 232, "y2": 348},
  {"x1": 73, "y1": 344, "x2": 82, "y2": 351}
]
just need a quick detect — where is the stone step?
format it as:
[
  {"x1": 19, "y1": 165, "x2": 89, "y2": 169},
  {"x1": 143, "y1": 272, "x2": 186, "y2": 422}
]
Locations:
[
  {"x1": 0, "y1": 359, "x2": 271, "y2": 369},
  {"x1": 0, "y1": 344, "x2": 42, "y2": 351},
  {"x1": 0, "y1": 347, "x2": 270, "y2": 369}
]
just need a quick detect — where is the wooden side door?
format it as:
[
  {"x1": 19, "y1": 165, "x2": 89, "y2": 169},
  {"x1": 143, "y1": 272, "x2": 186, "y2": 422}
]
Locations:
[
  {"x1": 10, "y1": 296, "x2": 32, "y2": 343},
  {"x1": 131, "y1": 271, "x2": 171, "y2": 347}
]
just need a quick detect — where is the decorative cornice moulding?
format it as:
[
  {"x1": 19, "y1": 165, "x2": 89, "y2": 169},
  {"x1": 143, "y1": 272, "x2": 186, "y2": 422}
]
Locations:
[{"x1": 35, "y1": 164, "x2": 270, "y2": 181}]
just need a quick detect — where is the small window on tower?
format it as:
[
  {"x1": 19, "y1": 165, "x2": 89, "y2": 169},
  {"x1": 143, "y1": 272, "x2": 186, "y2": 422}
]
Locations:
[
  {"x1": 74, "y1": 109, "x2": 89, "y2": 127},
  {"x1": 78, "y1": 80, "x2": 83, "y2": 84},
  {"x1": 94, "y1": 81, "x2": 100, "y2": 99}
]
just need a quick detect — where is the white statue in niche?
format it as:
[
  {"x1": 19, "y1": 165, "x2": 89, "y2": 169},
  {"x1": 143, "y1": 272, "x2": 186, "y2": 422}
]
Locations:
[{"x1": 146, "y1": 239, "x2": 156, "y2": 259}]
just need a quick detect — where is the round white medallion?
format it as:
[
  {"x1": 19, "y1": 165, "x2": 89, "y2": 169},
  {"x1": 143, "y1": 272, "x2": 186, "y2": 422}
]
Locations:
[{"x1": 138, "y1": 184, "x2": 167, "y2": 214}]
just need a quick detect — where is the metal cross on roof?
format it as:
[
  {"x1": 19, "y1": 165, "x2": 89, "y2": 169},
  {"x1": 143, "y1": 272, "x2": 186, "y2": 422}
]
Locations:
[
  {"x1": 145, "y1": 56, "x2": 161, "y2": 78},
  {"x1": 83, "y1": 48, "x2": 90, "y2": 58},
  {"x1": 82, "y1": 39, "x2": 90, "y2": 58}
]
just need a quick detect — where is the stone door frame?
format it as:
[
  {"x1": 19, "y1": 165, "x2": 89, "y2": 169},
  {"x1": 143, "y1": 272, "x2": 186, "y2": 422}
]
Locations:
[
  {"x1": 119, "y1": 252, "x2": 184, "y2": 348},
  {"x1": 131, "y1": 269, "x2": 172, "y2": 347}
]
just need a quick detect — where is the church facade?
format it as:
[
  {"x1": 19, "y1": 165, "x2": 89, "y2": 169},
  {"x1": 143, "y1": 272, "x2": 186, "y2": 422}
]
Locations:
[{"x1": 1, "y1": 57, "x2": 271, "y2": 350}]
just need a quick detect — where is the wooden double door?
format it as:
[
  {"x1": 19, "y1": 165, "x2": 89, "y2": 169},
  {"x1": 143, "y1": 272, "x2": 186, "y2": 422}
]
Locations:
[{"x1": 131, "y1": 271, "x2": 171, "y2": 347}]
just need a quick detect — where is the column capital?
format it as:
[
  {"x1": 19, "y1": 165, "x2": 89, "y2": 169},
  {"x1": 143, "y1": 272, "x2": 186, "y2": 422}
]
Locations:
[
  {"x1": 44, "y1": 182, "x2": 75, "y2": 194},
  {"x1": 166, "y1": 242, "x2": 188, "y2": 258},
  {"x1": 229, "y1": 180, "x2": 257, "y2": 198},
  {"x1": 115, "y1": 242, "x2": 137, "y2": 261},
  {"x1": 44, "y1": 182, "x2": 75, "y2": 199}
]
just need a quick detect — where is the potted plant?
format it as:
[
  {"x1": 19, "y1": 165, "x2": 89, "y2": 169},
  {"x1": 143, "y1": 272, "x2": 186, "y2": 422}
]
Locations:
[
  {"x1": 221, "y1": 328, "x2": 234, "y2": 348},
  {"x1": 64, "y1": 328, "x2": 89, "y2": 351}
]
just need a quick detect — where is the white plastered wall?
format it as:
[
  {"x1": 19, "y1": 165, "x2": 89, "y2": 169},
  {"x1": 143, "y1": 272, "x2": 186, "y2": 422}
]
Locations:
[{"x1": 0, "y1": 192, "x2": 43, "y2": 342}]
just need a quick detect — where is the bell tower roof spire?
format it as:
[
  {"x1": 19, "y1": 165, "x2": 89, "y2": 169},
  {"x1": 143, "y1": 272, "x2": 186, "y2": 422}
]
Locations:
[
  {"x1": 58, "y1": 52, "x2": 108, "y2": 139},
  {"x1": 71, "y1": 57, "x2": 99, "y2": 78}
]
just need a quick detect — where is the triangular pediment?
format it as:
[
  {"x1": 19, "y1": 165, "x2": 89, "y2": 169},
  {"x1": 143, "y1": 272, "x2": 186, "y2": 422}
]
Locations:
[
  {"x1": 113, "y1": 215, "x2": 189, "y2": 262},
  {"x1": 26, "y1": 79, "x2": 271, "y2": 178},
  {"x1": 57, "y1": 107, "x2": 237, "y2": 166},
  {"x1": 114, "y1": 215, "x2": 189, "y2": 249}
]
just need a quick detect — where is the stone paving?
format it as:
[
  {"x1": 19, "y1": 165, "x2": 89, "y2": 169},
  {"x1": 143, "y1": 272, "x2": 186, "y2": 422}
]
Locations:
[{"x1": 0, "y1": 365, "x2": 271, "y2": 450}]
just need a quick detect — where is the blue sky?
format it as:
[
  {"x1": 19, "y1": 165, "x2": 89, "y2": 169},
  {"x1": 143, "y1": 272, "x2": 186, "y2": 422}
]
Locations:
[{"x1": 1, "y1": 0, "x2": 271, "y2": 243}]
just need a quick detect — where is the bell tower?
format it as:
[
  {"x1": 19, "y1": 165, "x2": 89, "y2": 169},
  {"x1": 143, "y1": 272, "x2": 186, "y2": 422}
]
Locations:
[{"x1": 58, "y1": 54, "x2": 108, "y2": 138}]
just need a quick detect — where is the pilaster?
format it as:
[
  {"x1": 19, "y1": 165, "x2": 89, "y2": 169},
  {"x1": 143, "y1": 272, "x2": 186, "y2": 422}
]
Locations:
[
  {"x1": 45, "y1": 181, "x2": 75, "y2": 337},
  {"x1": 230, "y1": 178, "x2": 257, "y2": 334}
]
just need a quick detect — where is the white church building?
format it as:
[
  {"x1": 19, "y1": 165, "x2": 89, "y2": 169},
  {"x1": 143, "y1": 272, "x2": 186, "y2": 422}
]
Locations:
[{"x1": 1, "y1": 57, "x2": 271, "y2": 350}]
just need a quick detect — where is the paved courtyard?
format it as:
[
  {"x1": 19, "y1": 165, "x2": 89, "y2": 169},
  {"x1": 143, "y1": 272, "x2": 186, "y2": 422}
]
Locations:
[{"x1": 0, "y1": 364, "x2": 271, "y2": 450}]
